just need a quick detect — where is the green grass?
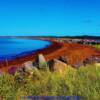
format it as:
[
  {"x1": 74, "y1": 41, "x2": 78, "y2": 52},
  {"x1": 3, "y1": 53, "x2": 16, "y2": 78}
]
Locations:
[
  {"x1": 93, "y1": 44, "x2": 100, "y2": 49},
  {"x1": 0, "y1": 64, "x2": 100, "y2": 100}
]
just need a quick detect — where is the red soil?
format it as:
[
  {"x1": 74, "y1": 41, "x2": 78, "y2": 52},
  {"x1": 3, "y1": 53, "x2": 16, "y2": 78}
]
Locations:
[
  {"x1": 45, "y1": 43, "x2": 100, "y2": 66},
  {"x1": 0, "y1": 40, "x2": 100, "y2": 72}
]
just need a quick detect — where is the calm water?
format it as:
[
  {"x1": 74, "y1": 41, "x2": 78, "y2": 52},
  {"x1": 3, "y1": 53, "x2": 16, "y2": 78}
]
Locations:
[{"x1": 0, "y1": 38, "x2": 51, "y2": 61}]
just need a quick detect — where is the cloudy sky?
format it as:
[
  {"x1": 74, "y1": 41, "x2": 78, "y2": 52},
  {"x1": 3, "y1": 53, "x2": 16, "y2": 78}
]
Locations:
[{"x1": 0, "y1": 0, "x2": 100, "y2": 36}]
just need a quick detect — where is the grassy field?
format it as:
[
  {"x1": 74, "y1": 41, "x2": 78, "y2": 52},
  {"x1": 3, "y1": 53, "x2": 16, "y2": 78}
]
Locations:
[{"x1": 0, "y1": 64, "x2": 100, "y2": 100}]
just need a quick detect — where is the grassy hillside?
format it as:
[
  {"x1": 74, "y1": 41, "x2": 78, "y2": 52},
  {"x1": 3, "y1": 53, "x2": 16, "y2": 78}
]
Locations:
[{"x1": 0, "y1": 64, "x2": 100, "y2": 100}]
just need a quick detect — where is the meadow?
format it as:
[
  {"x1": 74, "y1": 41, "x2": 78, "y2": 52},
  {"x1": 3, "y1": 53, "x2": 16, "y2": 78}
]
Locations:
[{"x1": 0, "y1": 64, "x2": 100, "y2": 100}]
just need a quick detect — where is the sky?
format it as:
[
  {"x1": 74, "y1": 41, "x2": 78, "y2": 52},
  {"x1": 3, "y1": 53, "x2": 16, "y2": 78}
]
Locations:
[{"x1": 0, "y1": 0, "x2": 100, "y2": 36}]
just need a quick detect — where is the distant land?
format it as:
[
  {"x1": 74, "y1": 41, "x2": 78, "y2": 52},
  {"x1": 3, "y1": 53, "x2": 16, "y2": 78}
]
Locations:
[{"x1": 0, "y1": 35, "x2": 100, "y2": 39}]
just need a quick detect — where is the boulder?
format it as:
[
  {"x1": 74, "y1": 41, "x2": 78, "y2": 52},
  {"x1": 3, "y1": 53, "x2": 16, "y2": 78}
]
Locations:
[
  {"x1": 23, "y1": 61, "x2": 35, "y2": 72},
  {"x1": 48, "y1": 59, "x2": 67, "y2": 75},
  {"x1": 38, "y1": 54, "x2": 48, "y2": 70}
]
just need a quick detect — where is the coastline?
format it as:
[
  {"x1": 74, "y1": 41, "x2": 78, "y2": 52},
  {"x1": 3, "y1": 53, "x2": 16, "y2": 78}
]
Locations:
[
  {"x1": 0, "y1": 37, "x2": 100, "y2": 72},
  {"x1": 0, "y1": 39, "x2": 62, "y2": 72}
]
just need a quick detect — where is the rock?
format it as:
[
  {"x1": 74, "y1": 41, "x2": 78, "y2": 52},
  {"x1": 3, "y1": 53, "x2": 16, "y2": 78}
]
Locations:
[
  {"x1": 23, "y1": 61, "x2": 36, "y2": 72},
  {"x1": 8, "y1": 66, "x2": 17, "y2": 75},
  {"x1": 83, "y1": 56, "x2": 100, "y2": 66},
  {"x1": 0, "y1": 70, "x2": 3, "y2": 76},
  {"x1": 16, "y1": 61, "x2": 39, "y2": 77},
  {"x1": 94, "y1": 57, "x2": 100, "y2": 63},
  {"x1": 72, "y1": 62, "x2": 83, "y2": 68},
  {"x1": 17, "y1": 67, "x2": 25, "y2": 74},
  {"x1": 58, "y1": 56, "x2": 67, "y2": 63},
  {"x1": 38, "y1": 54, "x2": 48, "y2": 70},
  {"x1": 48, "y1": 59, "x2": 67, "y2": 75},
  {"x1": 32, "y1": 61, "x2": 38, "y2": 67}
]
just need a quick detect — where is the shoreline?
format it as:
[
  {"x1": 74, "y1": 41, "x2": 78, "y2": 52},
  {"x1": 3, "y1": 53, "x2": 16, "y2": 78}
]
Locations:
[
  {"x1": 0, "y1": 37, "x2": 100, "y2": 72},
  {"x1": 0, "y1": 39, "x2": 62, "y2": 72}
]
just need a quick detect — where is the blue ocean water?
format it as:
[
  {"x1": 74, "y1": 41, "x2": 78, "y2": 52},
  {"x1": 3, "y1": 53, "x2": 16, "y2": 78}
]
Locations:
[{"x1": 0, "y1": 38, "x2": 51, "y2": 61}]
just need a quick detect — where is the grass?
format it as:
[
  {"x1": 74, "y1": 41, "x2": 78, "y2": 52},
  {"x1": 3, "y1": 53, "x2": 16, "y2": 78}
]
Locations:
[
  {"x1": 0, "y1": 64, "x2": 100, "y2": 100},
  {"x1": 93, "y1": 44, "x2": 100, "y2": 49}
]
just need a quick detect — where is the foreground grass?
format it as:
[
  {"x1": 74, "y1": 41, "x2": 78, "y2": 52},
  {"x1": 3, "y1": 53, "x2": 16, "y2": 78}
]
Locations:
[{"x1": 0, "y1": 64, "x2": 100, "y2": 100}]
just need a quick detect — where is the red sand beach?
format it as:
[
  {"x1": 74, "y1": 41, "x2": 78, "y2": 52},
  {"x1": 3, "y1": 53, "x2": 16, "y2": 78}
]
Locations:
[
  {"x1": 0, "y1": 39, "x2": 100, "y2": 72},
  {"x1": 0, "y1": 40, "x2": 61, "y2": 72}
]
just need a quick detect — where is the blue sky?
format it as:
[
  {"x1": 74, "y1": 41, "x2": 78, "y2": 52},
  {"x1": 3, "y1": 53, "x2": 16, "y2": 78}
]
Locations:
[{"x1": 0, "y1": 0, "x2": 100, "y2": 36}]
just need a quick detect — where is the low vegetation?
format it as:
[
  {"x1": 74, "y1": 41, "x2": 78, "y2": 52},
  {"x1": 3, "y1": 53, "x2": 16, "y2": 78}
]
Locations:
[
  {"x1": 93, "y1": 44, "x2": 100, "y2": 49},
  {"x1": 0, "y1": 64, "x2": 100, "y2": 100}
]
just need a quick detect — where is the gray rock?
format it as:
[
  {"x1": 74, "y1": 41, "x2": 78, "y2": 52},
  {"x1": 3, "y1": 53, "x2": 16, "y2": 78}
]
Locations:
[
  {"x1": 23, "y1": 61, "x2": 36, "y2": 72},
  {"x1": 38, "y1": 54, "x2": 48, "y2": 70}
]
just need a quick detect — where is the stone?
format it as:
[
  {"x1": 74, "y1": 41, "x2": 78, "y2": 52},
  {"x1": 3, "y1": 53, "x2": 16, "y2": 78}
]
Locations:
[
  {"x1": 23, "y1": 61, "x2": 35, "y2": 72},
  {"x1": 83, "y1": 56, "x2": 100, "y2": 66},
  {"x1": 38, "y1": 54, "x2": 48, "y2": 70},
  {"x1": 72, "y1": 62, "x2": 83, "y2": 68},
  {"x1": 94, "y1": 57, "x2": 100, "y2": 63},
  {"x1": 48, "y1": 59, "x2": 67, "y2": 75},
  {"x1": 8, "y1": 66, "x2": 17, "y2": 75},
  {"x1": 0, "y1": 70, "x2": 3, "y2": 76},
  {"x1": 58, "y1": 56, "x2": 67, "y2": 63}
]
